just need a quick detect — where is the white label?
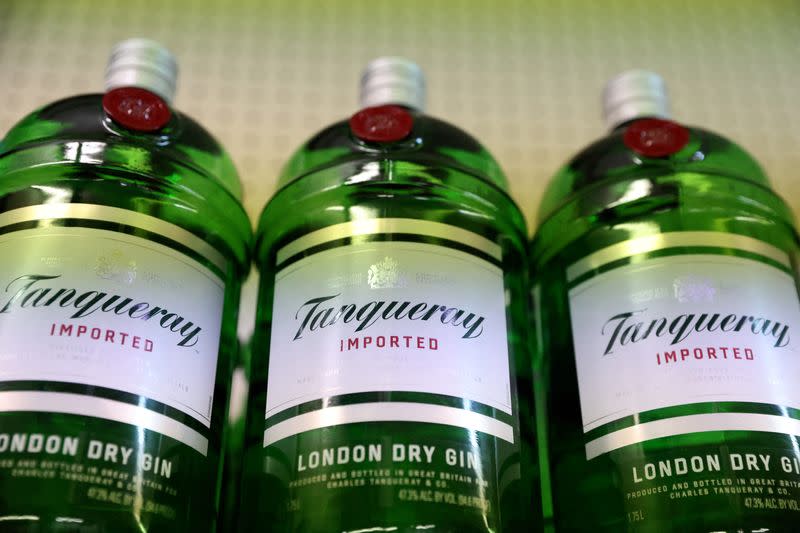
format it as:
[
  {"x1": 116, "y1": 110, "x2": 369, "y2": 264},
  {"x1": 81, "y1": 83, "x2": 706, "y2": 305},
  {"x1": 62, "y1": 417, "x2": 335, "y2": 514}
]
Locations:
[
  {"x1": 266, "y1": 240, "x2": 511, "y2": 440},
  {"x1": 0, "y1": 226, "x2": 224, "y2": 428},
  {"x1": 570, "y1": 253, "x2": 800, "y2": 450}
]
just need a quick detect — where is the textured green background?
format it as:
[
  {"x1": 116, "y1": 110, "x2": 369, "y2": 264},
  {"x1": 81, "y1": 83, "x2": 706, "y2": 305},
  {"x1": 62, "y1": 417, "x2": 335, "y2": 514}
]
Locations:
[{"x1": 0, "y1": 0, "x2": 798, "y2": 336}]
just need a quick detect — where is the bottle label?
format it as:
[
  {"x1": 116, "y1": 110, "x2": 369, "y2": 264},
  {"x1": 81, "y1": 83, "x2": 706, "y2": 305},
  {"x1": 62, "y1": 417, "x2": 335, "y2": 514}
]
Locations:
[
  {"x1": 265, "y1": 218, "x2": 513, "y2": 445},
  {"x1": 0, "y1": 210, "x2": 225, "y2": 455},
  {"x1": 568, "y1": 231, "x2": 800, "y2": 459}
]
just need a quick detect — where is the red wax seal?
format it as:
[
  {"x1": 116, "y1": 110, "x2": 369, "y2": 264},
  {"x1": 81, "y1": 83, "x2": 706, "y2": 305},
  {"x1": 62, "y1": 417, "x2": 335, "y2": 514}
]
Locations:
[
  {"x1": 623, "y1": 118, "x2": 690, "y2": 157},
  {"x1": 349, "y1": 105, "x2": 413, "y2": 143},
  {"x1": 103, "y1": 87, "x2": 171, "y2": 132}
]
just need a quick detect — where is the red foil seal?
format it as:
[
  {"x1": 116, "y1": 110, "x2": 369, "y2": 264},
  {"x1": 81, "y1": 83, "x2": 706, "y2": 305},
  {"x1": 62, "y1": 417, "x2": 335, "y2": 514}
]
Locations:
[
  {"x1": 349, "y1": 105, "x2": 414, "y2": 143},
  {"x1": 624, "y1": 118, "x2": 690, "y2": 157},
  {"x1": 103, "y1": 87, "x2": 171, "y2": 132}
]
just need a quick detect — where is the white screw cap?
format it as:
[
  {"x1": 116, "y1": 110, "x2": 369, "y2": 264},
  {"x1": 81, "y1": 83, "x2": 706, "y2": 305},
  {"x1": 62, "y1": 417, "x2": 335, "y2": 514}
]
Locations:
[
  {"x1": 602, "y1": 69, "x2": 670, "y2": 129},
  {"x1": 105, "y1": 38, "x2": 178, "y2": 104},
  {"x1": 359, "y1": 57, "x2": 425, "y2": 111}
]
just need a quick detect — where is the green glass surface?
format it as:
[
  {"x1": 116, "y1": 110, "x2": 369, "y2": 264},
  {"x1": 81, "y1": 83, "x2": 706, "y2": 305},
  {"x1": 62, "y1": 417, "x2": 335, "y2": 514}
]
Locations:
[
  {"x1": 240, "y1": 111, "x2": 537, "y2": 531},
  {"x1": 219, "y1": 341, "x2": 250, "y2": 533},
  {"x1": 0, "y1": 94, "x2": 251, "y2": 532},
  {"x1": 530, "y1": 120, "x2": 800, "y2": 532}
]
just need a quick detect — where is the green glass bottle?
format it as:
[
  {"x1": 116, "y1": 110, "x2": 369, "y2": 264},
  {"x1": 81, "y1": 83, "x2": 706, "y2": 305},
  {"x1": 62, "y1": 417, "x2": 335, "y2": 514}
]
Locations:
[
  {"x1": 219, "y1": 340, "x2": 250, "y2": 532},
  {"x1": 239, "y1": 58, "x2": 533, "y2": 532},
  {"x1": 531, "y1": 70, "x2": 800, "y2": 532},
  {"x1": 0, "y1": 39, "x2": 251, "y2": 531}
]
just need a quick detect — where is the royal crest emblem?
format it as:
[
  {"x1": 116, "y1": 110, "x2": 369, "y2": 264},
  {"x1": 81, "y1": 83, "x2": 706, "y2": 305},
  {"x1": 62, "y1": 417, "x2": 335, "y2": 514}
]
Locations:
[{"x1": 367, "y1": 256, "x2": 402, "y2": 289}]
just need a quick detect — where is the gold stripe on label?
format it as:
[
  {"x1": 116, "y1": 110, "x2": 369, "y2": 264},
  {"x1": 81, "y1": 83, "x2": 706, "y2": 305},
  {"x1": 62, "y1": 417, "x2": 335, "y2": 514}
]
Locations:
[
  {"x1": 567, "y1": 231, "x2": 790, "y2": 283},
  {"x1": 0, "y1": 204, "x2": 228, "y2": 274},
  {"x1": 264, "y1": 402, "x2": 514, "y2": 446},
  {"x1": 0, "y1": 391, "x2": 209, "y2": 455},
  {"x1": 276, "y1": 218, "x2": 502, "y2": 265},
  {"x1": 585, "y1": 412, "x2": 800, "y2": 460}
]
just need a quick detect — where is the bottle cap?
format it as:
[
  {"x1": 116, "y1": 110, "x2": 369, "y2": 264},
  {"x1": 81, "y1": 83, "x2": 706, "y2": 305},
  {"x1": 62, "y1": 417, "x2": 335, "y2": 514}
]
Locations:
[
  {"x1": 359, "y1": 57, "x2": 425, "y2": 111},
  {"x1": 349, "y1": 105, "x2": 414, "y2": 142},
  {"x1": 602, "y1": 70, "x2": 670, "y2": 129},
  {"x1": 105, "y1": 38, "x2": 178, "y2": 104}
]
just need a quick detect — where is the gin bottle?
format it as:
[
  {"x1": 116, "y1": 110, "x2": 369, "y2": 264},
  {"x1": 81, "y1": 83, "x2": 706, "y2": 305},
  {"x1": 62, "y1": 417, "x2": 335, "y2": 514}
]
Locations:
[
  {"x1": 531, "y1": 70, "x2": 800, "y2": 531},
  {"x1": 239, "y1": 58, "x2": 533, "y2": 532},
  {"x1": 0, "y1": 39, "x2": 251, "y2": 531}
]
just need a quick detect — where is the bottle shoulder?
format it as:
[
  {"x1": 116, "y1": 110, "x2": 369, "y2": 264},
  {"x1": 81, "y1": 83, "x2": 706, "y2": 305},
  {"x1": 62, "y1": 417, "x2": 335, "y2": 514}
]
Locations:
[
  {"x1": 276, "y1": 112, "x2": 510, "y2": 192},
  {"x1": 0, "y1": 93, "x2": 243, "y2": 201},
  {"x1": 0, "y1": 93, "x2": 252, "y2": 270},
  {"x1": 530, "y1": 123, "x2": 797, "y2": 270},
  {"x1": 256, "y1": 114, "x2": 526, "y2": 261},
  {"x1": 537, "y1": 123, "x2": 772, "y2": 225}
]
